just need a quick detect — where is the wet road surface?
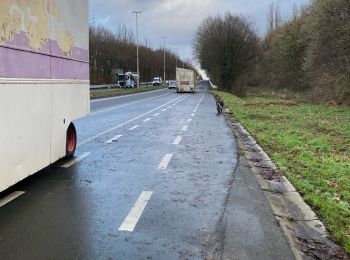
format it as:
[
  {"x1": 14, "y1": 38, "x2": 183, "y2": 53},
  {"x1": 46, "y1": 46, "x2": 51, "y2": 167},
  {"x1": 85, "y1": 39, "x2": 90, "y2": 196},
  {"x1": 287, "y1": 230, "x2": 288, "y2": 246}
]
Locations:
[{"x1": 0, "y1": 82, "x2": 295, "y2": 259}]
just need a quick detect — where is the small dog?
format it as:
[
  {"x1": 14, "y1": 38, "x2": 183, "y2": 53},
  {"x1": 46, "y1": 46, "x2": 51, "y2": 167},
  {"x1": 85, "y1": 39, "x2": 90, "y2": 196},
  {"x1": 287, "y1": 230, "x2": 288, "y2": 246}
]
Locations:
[{"x1": 216, "y1": 98, "x2": 224, "y2": 115}]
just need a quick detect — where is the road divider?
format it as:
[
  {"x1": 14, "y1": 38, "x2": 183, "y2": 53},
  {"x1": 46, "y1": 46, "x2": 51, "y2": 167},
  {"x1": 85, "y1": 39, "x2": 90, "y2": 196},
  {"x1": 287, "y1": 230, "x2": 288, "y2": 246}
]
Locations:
[
  {"x1": 105, "y1": 135, "x2": 123, "y2": 144},
  {"x1": 118, "y1": 191, "x2": 153, "y2": 232},
  {"x1": 0, "y1": 191, "x2": 25, "y2": 208},
  {"x1": 91, "y1": 93, "x2": 170, "y2": 116},
  {"x1": 60, "y1": 152, "x2": 91, "y2": 168},
  {"x1": 158, "y1": 154, "x2": 173, "y2": 169}
]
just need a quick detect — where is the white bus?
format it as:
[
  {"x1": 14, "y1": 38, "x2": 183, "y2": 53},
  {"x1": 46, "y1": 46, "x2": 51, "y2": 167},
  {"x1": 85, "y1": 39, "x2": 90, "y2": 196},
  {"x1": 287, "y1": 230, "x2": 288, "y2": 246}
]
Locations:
[{"x1": 0, "y1": 0, "x2": 90, "y2": 192}]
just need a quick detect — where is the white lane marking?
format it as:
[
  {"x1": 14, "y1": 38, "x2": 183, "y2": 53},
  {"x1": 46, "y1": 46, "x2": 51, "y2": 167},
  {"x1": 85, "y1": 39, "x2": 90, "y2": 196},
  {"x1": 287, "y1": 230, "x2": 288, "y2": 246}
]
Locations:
[
  {"x1": 0, "y1": 191, "x2": 25, "y2": 207},
  {"x1": 158, "y1": 154, "x2": 173, "y2": 169},
  {"x1": 153, "y1": 113, "x2": 160, "y2": 117},
  {"x1": 182, "y1": 125, "x2": 188, "y2": 131},
  {"x1": 143, "y1": 118, "x2": 151, "y2": 122},
  {"x1": 91, "y1": 88, "x2": 167, "y2": 103},
  {"x1": 161, "y1": 109, "x2": 167, "y2": 112},
  {"x1": 193, "y1": 109, "x2": 197, "y2": 112},
  {"x1": 191, "y1": 113, "x2": 195, "y2": 117},
  {"x1": 172, "y1": 136, "x2": 182, "y2": 145},
  {"x1": 187, "y1": 118, "x2": 192, "y2": 123},
  {"x1": 60, "y1": 152, "x2": 91, "y2": 168},
  {"x1": 91, "y1": 93, "x2": 169, "y2": 115},
  {"x1": 129, "y1": 125, "x2": 139, "y2": 131},
  {"x1": 105, "y1": 135, "x2": 123, "y2": 144},
  {"x1": 78, "y1": 94, "x2": 188, "y2": 146},
  {"x1": 118, "y1": 191, "x2": 153, "y2": 232}
]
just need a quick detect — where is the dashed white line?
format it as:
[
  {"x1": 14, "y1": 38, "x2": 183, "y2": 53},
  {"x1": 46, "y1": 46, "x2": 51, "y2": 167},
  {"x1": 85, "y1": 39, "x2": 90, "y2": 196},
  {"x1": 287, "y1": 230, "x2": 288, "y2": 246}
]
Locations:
[
  {"x1": 105, "y1": 135, "x2": 123, "y2": 144},
  {"x1": 187, "y1": 118, "x2": 192, "y2": 123},
  {"x1": 168, "y1": 106, "x2": 172, "y2": 108},
  {"x1": 78, "y1": 94, "x2": 188, "y2": 146},
  {"x1": 191, "y1": 113, "x2": 195, "y2": 117},
  {"x1": 153, "y1": 113, "x2": 160, "y2": 117},
  {"x1": 0, "y1": 191, "x2": 25, "y2": 208},
  {"x1": 118, "y1": 191, "x2": 153, "y2": 232},
  {"x1": 60, "y1": 152, "x2": 91, "y2": 168},
  {"x1": 161, "y1": 109, "x2": 167, "y2": 112},
  {"x1": 193, "y1": 109, "x2": 197, "y2": 112},
  {"x1": 172, "y1": 136, "x2": 182, "y2": 145},
  {"x1": 143, "y1": 118, "x2": 151, "y2": 122},
  {"x1": 129, "y1": 125, "x2": 139, "y2": 131},
  {"x1": 182, "y1": 125, "x2": 188, "y2": 131},
  {"x1": 158, "y1": 154, "x2": 173, "y2": 169}
]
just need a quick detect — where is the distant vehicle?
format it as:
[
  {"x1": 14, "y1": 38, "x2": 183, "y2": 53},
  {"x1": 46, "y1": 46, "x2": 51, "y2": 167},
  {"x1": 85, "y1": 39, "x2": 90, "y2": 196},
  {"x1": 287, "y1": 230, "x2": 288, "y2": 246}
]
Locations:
[
  {"x1": 121, "y1": 72, "x2": 138, "y2": 88},
  {"x1": 176, "y1": 68, "x2": 196, "y2": 93},
  {"x1": 0, "y1": 0, "x2": 89, "y2": 192},
  {"x1": 152, "y1": 77, "x2": 163, "y2": 86},
  {"x1": 168, "y1": 80, "x2": 176, "y2": 89}
]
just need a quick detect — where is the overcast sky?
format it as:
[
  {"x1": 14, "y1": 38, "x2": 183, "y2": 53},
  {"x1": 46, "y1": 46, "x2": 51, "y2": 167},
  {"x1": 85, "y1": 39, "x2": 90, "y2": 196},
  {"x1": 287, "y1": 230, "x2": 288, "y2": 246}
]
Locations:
[{"x1": 89, "y1": 0, "x2": 310, "y2": 69}]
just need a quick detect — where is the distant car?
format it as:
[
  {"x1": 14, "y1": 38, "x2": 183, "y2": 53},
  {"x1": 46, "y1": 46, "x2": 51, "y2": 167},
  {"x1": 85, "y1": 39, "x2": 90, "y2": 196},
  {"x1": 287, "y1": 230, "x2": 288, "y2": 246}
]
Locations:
[
  {"x1": 152, "y1": 77, "x2": 162, "y2": 86},
  {"x1": 168, "y1": 80, "x2": 176, "y2": 89},
  {"x1": 126, "y1": 79, "x2": 135, "y2": 88}
]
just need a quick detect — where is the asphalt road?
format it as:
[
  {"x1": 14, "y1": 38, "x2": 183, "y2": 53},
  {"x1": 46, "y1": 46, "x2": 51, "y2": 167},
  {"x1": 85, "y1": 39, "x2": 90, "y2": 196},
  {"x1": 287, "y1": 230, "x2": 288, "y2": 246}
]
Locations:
[{"x1": 0, "y1": 81, "x2": 295, "y2": 259}]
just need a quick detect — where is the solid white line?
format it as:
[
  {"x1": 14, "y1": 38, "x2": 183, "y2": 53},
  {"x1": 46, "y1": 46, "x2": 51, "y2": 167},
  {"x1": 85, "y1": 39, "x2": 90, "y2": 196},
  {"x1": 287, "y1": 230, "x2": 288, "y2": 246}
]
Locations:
[
  {"x1": 158, "y1": 154, "x2": 173, "y2": 169},
  {"x1": 78, "y1": 94, "x2": 188, "y2": 146},
  {"x1": 91, "y1": 88, "x2": 167, "y2": 103},
  {"x1": 91, "y1": 93, "x2": 169, "y2": 115},
  {"x1": 118, "y1": 191, "x2": 153, "y2": 232},
  {"x1": 0, "y1": 191, "x2": 25, "y2": 207},
  {"x1": 105, "y1": 135, "x2": 123, "y2": 144},
  {"x1": 143, "y1": 118, "x2": 151, "y2": 122},
  {"x1": 172, "y1": 136, "x2": 182, "y2": 145},
  {"x1": 60, "y1": 152, "x2": 91, "y2": 168},
  {"x1": 182, "y1": 125, "x2": 188, "y2": 131},
  {"x1": 153, "y1": 113, "x2": 160, "y2": 117},
  {"x1": 161, "y1": 109, "x2": 167, "y2": 112},
  {"x1": 187, "y1": 118, "x2": 192, "y2": 123},
  {"x1": 129, "y1": 125, "x2": 139, "y2": 131}
]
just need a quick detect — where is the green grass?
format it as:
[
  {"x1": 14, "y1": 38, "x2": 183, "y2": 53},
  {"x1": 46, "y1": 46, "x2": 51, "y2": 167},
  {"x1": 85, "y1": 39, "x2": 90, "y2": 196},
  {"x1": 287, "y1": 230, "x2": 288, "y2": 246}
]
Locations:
[
  {"x1": 213, "y1": 90, "x2": 350, "y2": 253},
  {"x1": 90, "y1": 85, "x2": 167, "y2": 99}
]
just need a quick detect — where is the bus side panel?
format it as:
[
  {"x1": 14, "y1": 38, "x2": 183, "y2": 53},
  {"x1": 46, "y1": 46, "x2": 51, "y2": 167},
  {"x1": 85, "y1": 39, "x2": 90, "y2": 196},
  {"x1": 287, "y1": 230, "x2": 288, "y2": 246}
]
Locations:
[
  {"x1": 50, "y1": 81, "x2": 90, "y2": 161},
  {"x1": 0, "y1": 82, "x2": 52, "y2": 192}
]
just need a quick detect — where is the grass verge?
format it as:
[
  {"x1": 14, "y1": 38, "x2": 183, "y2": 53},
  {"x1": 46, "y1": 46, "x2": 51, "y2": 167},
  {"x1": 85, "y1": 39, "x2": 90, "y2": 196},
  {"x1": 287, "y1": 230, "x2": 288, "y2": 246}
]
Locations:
[
  {"x1": 90, "y1": 85, "x2": 167, "y2": 99},
  {"x1": 213, "y1": 90, "x2": 350, "y2": 253}
]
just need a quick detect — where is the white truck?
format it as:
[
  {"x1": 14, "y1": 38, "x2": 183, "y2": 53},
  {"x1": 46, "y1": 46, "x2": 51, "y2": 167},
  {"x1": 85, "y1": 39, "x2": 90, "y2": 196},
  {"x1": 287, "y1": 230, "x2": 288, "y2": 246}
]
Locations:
[
  {"x1": 176, "y1": 68, "x2": 196, "y2": 93},
  {"x1": 0, "y1": 0, "x2": 90, "y2": 192}
]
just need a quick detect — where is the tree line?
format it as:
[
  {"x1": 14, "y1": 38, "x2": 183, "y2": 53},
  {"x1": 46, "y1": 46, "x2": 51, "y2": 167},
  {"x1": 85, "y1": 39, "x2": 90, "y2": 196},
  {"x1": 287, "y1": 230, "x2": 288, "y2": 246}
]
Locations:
[
  {"x1": 90, "y1": 25, "x2": 195, "y2": 85},
  {"x1": 194, "y1": 0, "x2": 350, "y2": 104}
]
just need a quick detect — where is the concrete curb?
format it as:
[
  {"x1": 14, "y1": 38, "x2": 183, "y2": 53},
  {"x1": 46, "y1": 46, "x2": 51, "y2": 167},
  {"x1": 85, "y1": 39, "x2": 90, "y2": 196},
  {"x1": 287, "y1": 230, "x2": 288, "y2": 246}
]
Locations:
[{"x1": 223, "y1": 111, "x2": 348, "y2": 260}]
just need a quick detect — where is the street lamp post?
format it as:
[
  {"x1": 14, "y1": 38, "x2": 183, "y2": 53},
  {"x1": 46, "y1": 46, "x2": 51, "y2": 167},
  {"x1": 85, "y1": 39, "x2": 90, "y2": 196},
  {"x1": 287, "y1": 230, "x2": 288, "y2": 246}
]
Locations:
[
  {"x1": 162, "y1": 36, "x2": 168, "y2": 84},
  {"x1": 174, "y1": 48, "x2": 178, "y2": 68},
  {"x1": 132, "y1": 11, "x2": 142, "y2": 88}
]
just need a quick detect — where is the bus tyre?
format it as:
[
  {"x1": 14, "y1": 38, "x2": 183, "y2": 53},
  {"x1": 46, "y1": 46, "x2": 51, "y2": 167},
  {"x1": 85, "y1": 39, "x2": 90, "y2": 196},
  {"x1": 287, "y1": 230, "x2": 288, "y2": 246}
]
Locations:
[{"x1": 66, "y1": 123, "x2": 77, "y2": 158}]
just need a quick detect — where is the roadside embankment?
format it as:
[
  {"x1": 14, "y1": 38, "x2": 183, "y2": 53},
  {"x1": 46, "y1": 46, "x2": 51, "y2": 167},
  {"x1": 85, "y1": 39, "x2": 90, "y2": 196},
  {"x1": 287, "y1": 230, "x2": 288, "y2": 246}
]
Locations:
[{"x1": 213, "y1": 90, "x2": 350, "y2": 255}]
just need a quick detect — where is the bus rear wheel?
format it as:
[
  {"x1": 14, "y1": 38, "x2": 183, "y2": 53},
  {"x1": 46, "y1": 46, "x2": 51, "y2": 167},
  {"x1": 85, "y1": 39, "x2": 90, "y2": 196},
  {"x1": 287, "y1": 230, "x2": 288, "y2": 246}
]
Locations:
[{"x1": 66, "y1": 123, "x2": 77, "y2": 158}]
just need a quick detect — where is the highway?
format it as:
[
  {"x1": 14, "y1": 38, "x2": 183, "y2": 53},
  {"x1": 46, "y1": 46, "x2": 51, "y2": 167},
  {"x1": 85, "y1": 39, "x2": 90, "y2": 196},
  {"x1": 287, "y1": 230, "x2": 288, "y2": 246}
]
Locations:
[{"x1": 0, "y1": 81, "x2": 294, "y2": 259}]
